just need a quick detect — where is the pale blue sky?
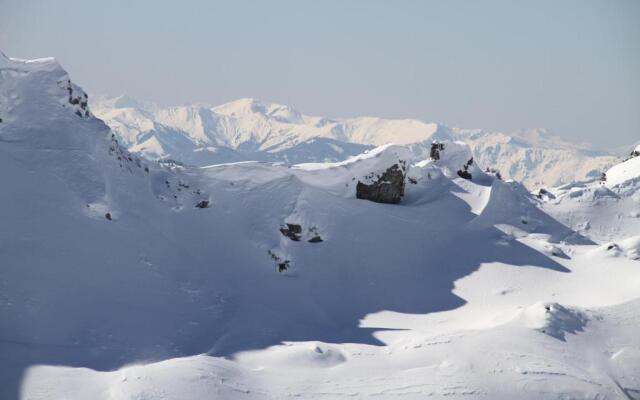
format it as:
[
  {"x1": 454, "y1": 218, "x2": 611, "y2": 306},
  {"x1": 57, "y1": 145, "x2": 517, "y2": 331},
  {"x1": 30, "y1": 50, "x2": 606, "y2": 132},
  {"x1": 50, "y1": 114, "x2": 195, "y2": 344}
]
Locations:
[{"x1": 2, "y1": 0, "x2": 638, "y2": 147}]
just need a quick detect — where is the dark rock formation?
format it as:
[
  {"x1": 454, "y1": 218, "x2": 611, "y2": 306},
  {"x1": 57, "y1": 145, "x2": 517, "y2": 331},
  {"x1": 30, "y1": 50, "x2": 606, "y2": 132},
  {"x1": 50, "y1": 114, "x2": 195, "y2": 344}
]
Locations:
[
  {"x1": 307, "y1": 226, "x2": 323, "y2": 243},
  {"x1": 280, "y1": 223, "x2": 302, "y2": 241},
  {"x1": 356, "y1": 164, "x2": 406, "y2": 204},
  {"x1": 430, "y1": 142, "x2": 444, "y2": 160},
  {"x1": 457, "y1": 158, "x2": 473, "y2": 180},
  {"x1": 268, "y1": 250, "x2": 291, "y2": 273},
  {"x1": 278, "y1": 261, "x2": 290, "y2": 272},
  {"x1": 195, "y1": 200, "x2": 210, "y2": 209},
  {"x1": 485, "y1": 167, "x2": 502, "y2": 180},
  {"x1": 536, "y1": 188, "x2": 556, "y2": 200},
  {"x1": 457, "y1": 170, "x2": 472, "y2": 180},
  {"x1": 623, "y1": 149, "x2": 640, "y2": 161}
]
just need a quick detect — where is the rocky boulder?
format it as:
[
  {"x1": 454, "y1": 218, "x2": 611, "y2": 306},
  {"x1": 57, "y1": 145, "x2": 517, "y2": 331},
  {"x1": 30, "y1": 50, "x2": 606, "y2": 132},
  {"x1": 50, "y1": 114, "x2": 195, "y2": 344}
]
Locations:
[{"x1": 356, "y1": 163, "x2": 406, "y2": 204}]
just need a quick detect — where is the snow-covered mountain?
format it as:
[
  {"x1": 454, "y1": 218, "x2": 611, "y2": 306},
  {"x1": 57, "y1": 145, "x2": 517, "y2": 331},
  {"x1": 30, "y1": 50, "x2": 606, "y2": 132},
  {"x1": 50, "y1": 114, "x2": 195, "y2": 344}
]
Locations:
[
  {"x1": 2, "y1": 53, "x2": 640, "y2": 400},
  {"x1": 454, "y1": 127, "x2": 620, "y2": 189},
  {"x1": 91, "y1": 95, "x2": 620, "y2": 189}
]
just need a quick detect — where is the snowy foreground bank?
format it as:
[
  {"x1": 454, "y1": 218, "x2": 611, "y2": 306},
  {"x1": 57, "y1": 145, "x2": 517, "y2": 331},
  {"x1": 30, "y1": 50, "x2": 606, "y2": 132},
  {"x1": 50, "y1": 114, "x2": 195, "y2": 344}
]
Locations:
[{"x1": 1, "y1": 53, "x2": 640, "y2": 399}]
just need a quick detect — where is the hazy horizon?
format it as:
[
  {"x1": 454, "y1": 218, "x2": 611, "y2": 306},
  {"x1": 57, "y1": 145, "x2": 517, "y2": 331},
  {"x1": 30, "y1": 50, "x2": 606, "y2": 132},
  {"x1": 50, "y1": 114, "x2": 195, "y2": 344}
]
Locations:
[
  {"x1": 2, "y1": 0, "x2": 639, "y2": 148},
  {"x1": 88, "y1": 93, "x2": 634, "y2": 153}
]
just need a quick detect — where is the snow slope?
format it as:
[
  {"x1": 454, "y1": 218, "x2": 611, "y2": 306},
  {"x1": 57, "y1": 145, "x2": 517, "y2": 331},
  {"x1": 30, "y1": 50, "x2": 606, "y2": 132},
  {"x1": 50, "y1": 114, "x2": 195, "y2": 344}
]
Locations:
[
  {"x1": 91, "y1": 95, "x2": 619, "y2": 188},
  {"x1": 540, "y1": 151, "x2": 640, "y2": 244},
  {"x1": 2, "y1": 53, "x2": 640, "y2": 400}
]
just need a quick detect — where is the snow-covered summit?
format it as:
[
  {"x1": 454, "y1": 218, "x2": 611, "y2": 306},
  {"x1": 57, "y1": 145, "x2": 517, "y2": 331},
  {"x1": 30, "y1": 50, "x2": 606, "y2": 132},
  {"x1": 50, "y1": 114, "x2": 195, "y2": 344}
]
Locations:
[{"x1": 0, "y1": 52, "x2": 92, "y2": 131}]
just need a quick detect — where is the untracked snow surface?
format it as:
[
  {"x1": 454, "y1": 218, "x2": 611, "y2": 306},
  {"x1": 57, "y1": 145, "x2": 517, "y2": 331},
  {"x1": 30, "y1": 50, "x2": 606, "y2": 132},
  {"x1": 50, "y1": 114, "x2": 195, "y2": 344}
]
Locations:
[{"x1": 2, "y1": 53, "x2": 640, "y2": 400}]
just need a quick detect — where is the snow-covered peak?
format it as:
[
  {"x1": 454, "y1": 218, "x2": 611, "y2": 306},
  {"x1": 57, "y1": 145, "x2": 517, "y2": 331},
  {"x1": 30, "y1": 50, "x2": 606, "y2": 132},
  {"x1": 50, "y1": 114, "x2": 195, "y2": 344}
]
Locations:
[
  {"x1": 105, "y1": 94, "x2": 145, "y2": 110},
  {"x1": 0, "y1": 52, "x2": 93, "y2": 132},
  {"x1": 212, "y1": 97, "x2": 269, "y2": 116},
  {"x1": 265, "y1": 103, "x2": 305, "y2": 124}
]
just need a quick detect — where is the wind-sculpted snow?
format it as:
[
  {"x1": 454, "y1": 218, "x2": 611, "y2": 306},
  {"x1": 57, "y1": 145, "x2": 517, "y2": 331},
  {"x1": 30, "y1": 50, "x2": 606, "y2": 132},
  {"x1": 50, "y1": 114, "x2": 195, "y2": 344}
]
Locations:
[{"x1": 2, "y1": 53, "x2": 640, "y2": 400}]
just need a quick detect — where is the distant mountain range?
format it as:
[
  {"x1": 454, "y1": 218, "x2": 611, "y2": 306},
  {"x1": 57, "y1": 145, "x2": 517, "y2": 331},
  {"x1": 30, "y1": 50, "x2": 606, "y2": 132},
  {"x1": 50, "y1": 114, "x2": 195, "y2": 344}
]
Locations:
[{"x1": 91, "y1": 95, "x2": 623, "y2": 188}]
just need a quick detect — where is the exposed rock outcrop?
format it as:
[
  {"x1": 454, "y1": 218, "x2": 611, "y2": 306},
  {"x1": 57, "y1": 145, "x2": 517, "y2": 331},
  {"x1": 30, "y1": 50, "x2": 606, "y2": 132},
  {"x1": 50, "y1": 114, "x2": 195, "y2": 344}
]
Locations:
[
  {"x1": 457, "y1": 158, "x2": 474, "y2": 180},
  {"x1": 430, "y1": 142, "x2": 444, "y2": 160},
  {"x1": 279, "y1": 223, "x2": 302, "y2": 241},
  {"x1": 268, "y1": 250, "x2": 291, "y2": 273},
  {"x1": 279, "y1": 223, "x2": 324, "y2": 243},
  {"x1": 356, "y1": 163, "x2": 406, "y2": 204},
  {"x1": 195, "y1": 200, "x2": 210, "y2": 209},
  {"x1": 536, "y1": 188, "x2": 556, "y2": 201}
]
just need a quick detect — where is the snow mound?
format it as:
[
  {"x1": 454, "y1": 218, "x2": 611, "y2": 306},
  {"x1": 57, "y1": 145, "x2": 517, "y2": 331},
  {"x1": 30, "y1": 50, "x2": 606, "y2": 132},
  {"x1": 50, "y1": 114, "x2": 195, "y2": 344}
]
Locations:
[
  {"x1": 471, "y1": 179, "x2": 588, "y2": 244},
  {"x1": 518, "y1": 302, "x2": 589, "y2": 341},
  {"x1": 619, "y1": 236, "x2": 640, "y2": 260},
  {"x1": 235, "y1": 342, "x2": 346, "y2": 369},
  {"x1": 591, "y1": 236, "x2": 640, "y2": 260}
]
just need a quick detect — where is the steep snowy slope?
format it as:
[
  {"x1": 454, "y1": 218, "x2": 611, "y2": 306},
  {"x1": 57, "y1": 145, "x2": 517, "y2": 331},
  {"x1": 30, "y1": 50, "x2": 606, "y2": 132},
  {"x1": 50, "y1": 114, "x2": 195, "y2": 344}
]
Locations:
[
  {"x1": 540, "y1": 149, "x2": 640, "y2": 244},
  {"x1": 91, "y1": 95, "x2": 618, "y2": 188},
  {"x1": 2, "y1": 54, "x2": 640, "y2": 400}
]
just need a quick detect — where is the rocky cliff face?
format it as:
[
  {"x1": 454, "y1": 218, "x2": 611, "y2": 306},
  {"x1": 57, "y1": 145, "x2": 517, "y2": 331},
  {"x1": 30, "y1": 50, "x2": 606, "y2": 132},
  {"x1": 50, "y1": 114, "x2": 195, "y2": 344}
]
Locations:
[{"x1": 356, "y1": 163, "x2": 406, "y2": 204}]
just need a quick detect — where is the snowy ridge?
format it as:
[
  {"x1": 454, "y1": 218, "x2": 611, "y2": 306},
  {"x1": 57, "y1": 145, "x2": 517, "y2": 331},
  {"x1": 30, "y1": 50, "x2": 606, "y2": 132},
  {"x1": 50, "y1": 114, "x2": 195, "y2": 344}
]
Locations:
[
  {"x1": 455, "y1": 127, "x2": 619, "y2": 189},
  {"x1": 2, "y1": 53, "x2": 640, "y2": 400},
  {"x1": 540, "y1": 151, "x2": 640, "y2": 243},
  {"x1": 91, "y1": 95, "x2": 621, "y2": 188},
  {"x1": 605, "y1": 150, "x2": 640, "y2": 188}
]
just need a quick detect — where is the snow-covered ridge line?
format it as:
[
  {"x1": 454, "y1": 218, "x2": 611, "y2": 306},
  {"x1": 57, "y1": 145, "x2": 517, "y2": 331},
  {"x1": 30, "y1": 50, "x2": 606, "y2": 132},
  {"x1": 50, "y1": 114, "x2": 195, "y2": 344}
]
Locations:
[
  {"x1": 0, "y1": 52, "x2": 92, "y2": 127},
  {"x1": 91, "y1": 94, "x2": 623, "y2": 189}
]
